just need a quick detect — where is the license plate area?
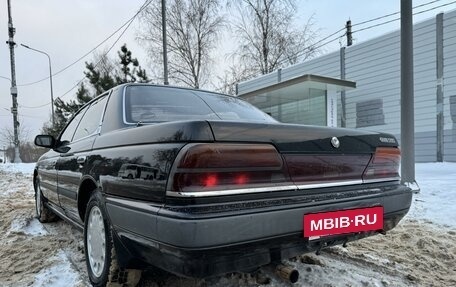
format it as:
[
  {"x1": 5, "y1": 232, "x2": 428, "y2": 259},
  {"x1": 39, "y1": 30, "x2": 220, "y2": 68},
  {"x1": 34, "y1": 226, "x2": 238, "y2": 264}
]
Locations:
[{"x1": 303, "y1": 206, "x2": 383, "y2": 238}]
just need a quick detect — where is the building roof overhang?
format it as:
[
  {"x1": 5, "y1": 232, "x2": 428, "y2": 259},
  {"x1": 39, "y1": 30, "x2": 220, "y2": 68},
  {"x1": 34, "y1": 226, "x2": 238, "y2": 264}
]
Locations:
[{"x1": 238, "y1": 74, "x2": 356, "y2": 108}]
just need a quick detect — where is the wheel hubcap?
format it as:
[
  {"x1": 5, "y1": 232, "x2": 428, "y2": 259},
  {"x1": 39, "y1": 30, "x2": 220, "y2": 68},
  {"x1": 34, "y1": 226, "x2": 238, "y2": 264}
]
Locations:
[{"x1": 87, "y1": 206, "x2": 106, "y2": 278}]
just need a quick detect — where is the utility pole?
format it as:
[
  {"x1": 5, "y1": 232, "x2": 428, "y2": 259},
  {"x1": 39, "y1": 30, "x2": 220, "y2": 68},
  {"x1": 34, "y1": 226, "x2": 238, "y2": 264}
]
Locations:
[
  {"x1": 346, "y1": 20, "x2": 353, "y2": 46},
  {"x1": 401, "y1": 0, "x2": 418, "y2": 191},
  {"x1": 6, "y1": 0, "x2": 21, "y2": 163},
  {"x1": 161, "y1": 0, "x2": 169, "y2": 85}
]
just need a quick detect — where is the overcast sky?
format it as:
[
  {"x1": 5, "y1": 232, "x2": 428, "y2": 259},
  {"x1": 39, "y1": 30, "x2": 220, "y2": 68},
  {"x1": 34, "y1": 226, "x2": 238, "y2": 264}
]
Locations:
[{"x1": 1, "y1": 0, "x2": 455, "y2": 143}]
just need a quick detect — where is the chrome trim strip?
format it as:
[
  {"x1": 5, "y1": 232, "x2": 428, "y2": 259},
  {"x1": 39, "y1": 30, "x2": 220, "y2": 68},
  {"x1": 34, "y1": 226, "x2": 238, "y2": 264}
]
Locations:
[
  {"x1": 166, "y1": 177, "x2": 401, "y2": 198},
  {"x1": 166, "y1": 185, "x2": 297, "y2": 197},
  {"x1": 296, "y1": 180, "x2": 363, "y2": 189},
  {"x1": 122, "y1": 87, "x2": 129, "y2": 125},
  {"x1": 362, "y1": 177, "x2": 400, "y2": 184}
]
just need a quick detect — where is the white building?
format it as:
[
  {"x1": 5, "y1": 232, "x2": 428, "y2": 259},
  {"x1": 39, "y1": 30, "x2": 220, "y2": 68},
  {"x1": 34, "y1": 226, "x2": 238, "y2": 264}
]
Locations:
[{"x1": 238, "y1": 10, "x2": 456, "y2": 162}]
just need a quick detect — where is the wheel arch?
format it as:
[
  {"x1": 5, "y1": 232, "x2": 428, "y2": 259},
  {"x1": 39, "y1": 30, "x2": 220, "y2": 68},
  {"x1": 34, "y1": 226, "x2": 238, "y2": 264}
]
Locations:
[
  {"x1": 33, "y1": 169, "x2": 38, "y2": 189},
  {"x1": 78, "y1": 176, "x2": 99, "y2": 222}
]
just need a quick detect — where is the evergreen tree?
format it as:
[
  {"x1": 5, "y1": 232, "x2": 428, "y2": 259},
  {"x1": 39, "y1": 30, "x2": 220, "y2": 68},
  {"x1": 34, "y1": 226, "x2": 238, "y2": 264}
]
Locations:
[
  {"x1": 42, "y1": 83, "x2": 92, "y2": 137},
  {"x1": 85, "y1": 62, "x2": 116, "y2": 95},
  {"x1": 41, "y1": 44, "x2": 149, "y2": 137},
  {"x1": 115, "y1": 44, "x2": 149, "y2": 84}
]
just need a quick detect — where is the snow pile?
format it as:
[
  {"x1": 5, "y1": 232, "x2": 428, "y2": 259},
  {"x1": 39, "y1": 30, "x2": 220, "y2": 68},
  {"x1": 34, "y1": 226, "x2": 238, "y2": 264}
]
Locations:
[
  {"x1": 0, "y1": 162, "x2": 35, "y2": 176},
  {"x1": 409, "y1": 162, "x2": 456, "y2": 227},
  {"x1": 9, "y1": 217, "x2": 48, "y2": 236},
  {"x1": 33, "y1": 251, "x2": 84, "y2": 287},
  {"x1": 0, "y1": 162, "x2": 455, "y2": 287},
  {"x1": 0, "y1": 167, "x2": 87, "y2": 287}
]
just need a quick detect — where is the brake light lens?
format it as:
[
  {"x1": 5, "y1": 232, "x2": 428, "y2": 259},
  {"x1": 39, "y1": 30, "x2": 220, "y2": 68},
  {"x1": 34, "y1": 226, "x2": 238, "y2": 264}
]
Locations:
[
  {"x1": 363, "y1": 147, "x2": 401, "y2": 181},
  {"x1": 176, "y1": 143, "x2": 283, "y2": 169},
  {"x1": 169, "y1": 143, "x2": 289, "y2": 193},
  {"x1": 284, "y1": 154, "x2": 372, "y2": 184}
]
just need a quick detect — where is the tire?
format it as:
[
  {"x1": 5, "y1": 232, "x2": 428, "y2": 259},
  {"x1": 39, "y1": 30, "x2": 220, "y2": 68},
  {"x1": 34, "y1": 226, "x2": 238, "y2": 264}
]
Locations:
[
  {"x1": 34, "y1": 177, "x2": 58, "y2": 223},
  {"x1": 83, "y1": 191, "x2": 141, "y2": 287}
]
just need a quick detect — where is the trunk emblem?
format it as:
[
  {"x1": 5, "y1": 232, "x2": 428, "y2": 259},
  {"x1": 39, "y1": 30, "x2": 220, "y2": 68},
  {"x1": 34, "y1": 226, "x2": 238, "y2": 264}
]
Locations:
[{"x1": 331, "y1": 137, "x2": 340, "y2": 148}]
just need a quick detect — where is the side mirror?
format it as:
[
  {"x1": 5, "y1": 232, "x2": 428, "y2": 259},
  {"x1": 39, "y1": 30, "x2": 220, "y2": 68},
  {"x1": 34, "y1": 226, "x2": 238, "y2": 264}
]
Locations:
[{"x1": 34, "y1": 135, "x2": 56, "y2": 148}]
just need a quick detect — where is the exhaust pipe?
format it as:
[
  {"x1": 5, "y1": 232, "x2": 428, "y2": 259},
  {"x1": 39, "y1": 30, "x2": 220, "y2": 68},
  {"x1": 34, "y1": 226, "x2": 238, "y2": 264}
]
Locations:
[{"x1": 275, "y1": 264, "x2": 299, "y2": 284}]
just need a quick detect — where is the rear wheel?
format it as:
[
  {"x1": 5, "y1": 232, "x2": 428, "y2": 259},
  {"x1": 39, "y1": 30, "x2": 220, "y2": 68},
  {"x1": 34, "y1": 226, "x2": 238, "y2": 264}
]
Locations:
[
  {"x1": 83, "y1": 191, "x2": 141, "y2": 286},
  {"x1": 34, "y1": 177, "x2": 58, "y2": 223}
]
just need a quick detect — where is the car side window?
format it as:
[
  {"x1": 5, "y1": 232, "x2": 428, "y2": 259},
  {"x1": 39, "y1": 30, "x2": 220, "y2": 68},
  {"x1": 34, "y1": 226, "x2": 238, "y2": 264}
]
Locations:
[
  {"x1": 59, "y1": 106, "x2": 89, "y2": 143},
  {"x1": 73, "y1": 95, "x2": 109, "y2": 141}
]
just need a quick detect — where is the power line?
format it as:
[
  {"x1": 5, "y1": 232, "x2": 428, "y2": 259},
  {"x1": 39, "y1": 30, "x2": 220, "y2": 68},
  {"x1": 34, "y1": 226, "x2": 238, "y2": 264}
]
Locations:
[
  {"x1": 19, "y1": 0, "x2": 152, "y2": 109},
  {"x1": 297, "y1": 1, "x2": 454, "y2": 56},
  {"x1": 413, "y1": 0, "x2": 456, "y2": 15},
  {"x1": 0, "y1": 112, "x2": 44, "y2": 119},
  {"x1": 278, "y1": 27, "x2": 345, "y2": 64},
  {"x1": 312, "y1": 34, "x2": 346, "y2": 51},
  {"x1": 352, "y1": 0, "x2": 456, "y2": 34},
  {"x1": 352, "y1": 0, "x2": 441, "y2": 27},
  {"x1": 352, "y1": 18, "x2": 400, "y2": 34},
  {"x1": 58, "y1": 11, "x2": 138, "y2": 100},
  {"x1": 20, "y1": 15, "x2": 136, "y2": 109},
  {"x1": 352, "y1": 11, "x2": 399, "y2": 28},
  {"x1": 17, "y1": 0, "x2": 152, "y2": 87},
  {"x1": 311, "y1": 27, "x2": 346, "y2": 50}
]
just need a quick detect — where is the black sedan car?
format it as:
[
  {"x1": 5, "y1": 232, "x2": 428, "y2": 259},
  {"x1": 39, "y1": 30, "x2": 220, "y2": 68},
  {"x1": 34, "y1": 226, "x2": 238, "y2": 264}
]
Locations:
[{"x1": 34, "y1": 84, "x2": 412, "y2": 286}]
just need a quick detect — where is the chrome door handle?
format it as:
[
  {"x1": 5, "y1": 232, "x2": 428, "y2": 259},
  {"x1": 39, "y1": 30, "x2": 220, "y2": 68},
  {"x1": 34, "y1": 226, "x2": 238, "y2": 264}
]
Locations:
[{"x1": 77, "y1": 156, "x2": 87, "y2": 165}]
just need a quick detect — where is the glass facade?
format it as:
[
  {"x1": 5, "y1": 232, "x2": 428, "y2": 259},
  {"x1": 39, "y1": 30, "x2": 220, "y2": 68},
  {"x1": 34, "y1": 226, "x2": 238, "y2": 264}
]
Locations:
[{"x1": 244, "y1": 87, "x2": 327, "y2": 126}]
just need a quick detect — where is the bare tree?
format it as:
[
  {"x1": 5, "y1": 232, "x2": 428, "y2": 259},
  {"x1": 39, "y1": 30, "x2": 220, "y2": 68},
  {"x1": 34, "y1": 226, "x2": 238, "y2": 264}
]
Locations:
[
  {"x1": 138, "y1": 0, "x2": 224, "y2": 88},
  {"x1": 229, "y1": 0, "x2": 320, "y2": 76},
  {"x1": 0, "y1": 122, "x2": 37, "y2": 162},
  {"x1": 0, "y1": 123, "x2": 30, "y2": 148},
  {"x1": 216, "y1": 64, "x2": 256, "y2": 95}
]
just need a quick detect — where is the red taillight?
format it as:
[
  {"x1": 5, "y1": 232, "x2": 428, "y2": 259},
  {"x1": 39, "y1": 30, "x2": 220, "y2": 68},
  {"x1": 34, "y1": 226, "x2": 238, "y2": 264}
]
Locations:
[
  {"x1": 176, "y1": 143, "x2": 283, "y2": 169},
  {"x1": 169, "y1": 143, "x2": 288, "y2": 193},
  {"x1": 204, "y1": 174, "x2": 218, "y2": 187},
  {"x1": 363, "y1": 147, "x2": 401, "y2": 181},
  {"x1": 284, "y1": 154, "x2": 372, "y2": 184}
]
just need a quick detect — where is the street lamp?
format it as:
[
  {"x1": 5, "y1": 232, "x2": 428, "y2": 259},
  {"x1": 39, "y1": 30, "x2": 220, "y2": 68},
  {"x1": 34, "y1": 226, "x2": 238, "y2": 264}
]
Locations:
[{"x1": 20, "y1": 44, "x2": 55, "y2": 125}]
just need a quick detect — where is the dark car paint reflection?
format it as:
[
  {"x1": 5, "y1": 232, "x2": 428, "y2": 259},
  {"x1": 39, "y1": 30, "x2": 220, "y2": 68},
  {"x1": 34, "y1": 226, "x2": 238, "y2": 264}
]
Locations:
[{"x1": 82, "y1": 145, "x2": 180, "y2": 203}]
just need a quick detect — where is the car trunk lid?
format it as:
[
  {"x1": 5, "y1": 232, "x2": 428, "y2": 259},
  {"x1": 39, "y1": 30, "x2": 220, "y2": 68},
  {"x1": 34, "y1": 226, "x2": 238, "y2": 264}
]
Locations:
[{"x1": 207, "y1": 121, "x2": 399, "y2": 187}]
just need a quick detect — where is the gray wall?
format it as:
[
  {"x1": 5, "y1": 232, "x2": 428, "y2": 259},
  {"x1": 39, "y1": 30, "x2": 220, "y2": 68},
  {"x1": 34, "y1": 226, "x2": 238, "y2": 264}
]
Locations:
[
  {"x1": 444, "y1": 11, "x2": 456, "y2": 161},
  {"x1": 344, "y1": 15, "x2": 438, "y2": 162},
  {"x1": 238, "y1": 10, "x2": 456, "y2": 162}
]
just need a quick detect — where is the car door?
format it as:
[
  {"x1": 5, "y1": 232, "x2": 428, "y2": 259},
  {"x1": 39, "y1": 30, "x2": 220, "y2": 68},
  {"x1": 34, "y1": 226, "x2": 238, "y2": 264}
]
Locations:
[
  {"x1": 39, "y1": 105, "x2": 89, "y2": 207},
  {"x1": 36, "y1": 149, "x2": 60, "y2": 206},
  {"x1": 57, "y1": 94, "x2": 110, "y2": 223}
]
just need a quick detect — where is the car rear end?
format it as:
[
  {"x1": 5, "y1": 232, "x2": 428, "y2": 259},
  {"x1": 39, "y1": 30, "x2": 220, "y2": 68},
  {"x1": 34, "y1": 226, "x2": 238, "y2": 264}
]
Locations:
[{"x1": 112, "y1": 121, "x2": 412, "y2": 278}]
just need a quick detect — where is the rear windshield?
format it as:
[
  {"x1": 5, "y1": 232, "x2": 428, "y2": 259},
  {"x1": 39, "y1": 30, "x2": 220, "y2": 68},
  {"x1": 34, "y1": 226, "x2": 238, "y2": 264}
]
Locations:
[{"x1": 124, "y1": 85, "x2": 276, "y2": 124}]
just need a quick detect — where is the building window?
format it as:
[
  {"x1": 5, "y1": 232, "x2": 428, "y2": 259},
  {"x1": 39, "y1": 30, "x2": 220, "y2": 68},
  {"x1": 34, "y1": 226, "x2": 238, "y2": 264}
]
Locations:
[
  {"x1": 277, "y1": 88, "x2": 327, "y2": 126},
  {"x1": 356, "y1": 99, "x2": 385, "y2": 128}
]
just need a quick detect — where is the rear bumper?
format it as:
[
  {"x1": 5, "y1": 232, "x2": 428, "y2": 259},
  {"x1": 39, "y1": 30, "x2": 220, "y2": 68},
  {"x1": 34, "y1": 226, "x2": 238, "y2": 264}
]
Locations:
[{"x1": 106, "y1": 182, "x2": 412, "y2": 277}]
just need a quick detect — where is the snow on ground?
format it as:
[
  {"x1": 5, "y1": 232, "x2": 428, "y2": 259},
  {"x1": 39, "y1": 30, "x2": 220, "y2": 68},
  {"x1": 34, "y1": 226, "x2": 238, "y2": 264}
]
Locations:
[
  {"x1": 0, "y1": 162, "x2": 455, "y2": 286},
  {"x1": 0, "y1": 163, "x2": 86, "y2": 287},
  {"x1": 408, "y1": 163, "x2": 456, "y2": 228},
  {"x1": 0, "y1": 163, "x2": 35, "y2": 175},
  {"x1": 32, "y1": 251, "x2": 84, "y2": 287},
  {"x1": 9, "y1": 217, "x2": 48, "y2": 236}
]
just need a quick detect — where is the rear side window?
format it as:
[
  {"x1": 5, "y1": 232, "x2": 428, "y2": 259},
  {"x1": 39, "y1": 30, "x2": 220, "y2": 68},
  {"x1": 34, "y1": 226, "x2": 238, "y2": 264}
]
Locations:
[
  {"x1": 73, "y1": 96, "x2": 109, "y2": 141},
  {"x1": 59, "y1": 106, "x2": 89, "y2": 142},
  {"x1": 124, "y1": 86, "x2": 276, "y2": 123}
]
